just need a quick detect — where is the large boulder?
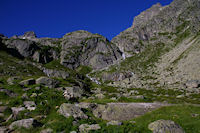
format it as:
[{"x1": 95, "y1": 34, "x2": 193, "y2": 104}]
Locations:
[
  {"x1": 148, "y1": 120, "x2": 185, "y2": 133},
  {"x1": 107, "y1": 121, "x2": 122, "y2": 126},
  {"x1": 24, "y1": 101, "x2": 36, "y2": 111},
  {"x1": 36, "y1": 77, "x2": 59, "y2": 88},
  {"x1": 60, "y1": 30, "x2": 122, "y2": 70},
  {"x1": 79, "y1": 124, "x2": 101, "y2": 132},
  {"x1": 19, "y1": 78, "x2": 36, "y2": 86},
  {"x1": 0, "y1": 106, "x2": 8, "y2": 113},
  {"x1": 93, "y1": 103, "x2": 168, "y2": 121},
  {"x1": 43, "y1": 69, "x2": 69, "y2": 79},
  {"x1": 185, "y1": 80, "x2": 200, "y2": 88},
  {"x1": 7, "y1": 77, "x2": 20, "y2": 85},
  {"x1": 11, "y1": 107, "x2": 25, "y2": 118},
  {"x1": 58, "y1": 103, "x2": 88, "y2": 119},
  {"x1": 40, "y1": 128, "x2": 53, "y2": 133},
  {"x1": 9, "y1": 118, "x2": 38, "y2": 130},
  {"x1": 0, "y1": 126, "x2": 7, "y2": 133}
]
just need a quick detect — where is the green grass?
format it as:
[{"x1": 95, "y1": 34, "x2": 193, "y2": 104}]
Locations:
[
  {"x1": 91, "y1": 105, "x2": 200, "y2": 133},
  {"x1": 0, "y1": 51, "x2": 44, "y2": 78},
  {"x1": 76, "y1": 65, "x2": 92, "y2": 75},
  {"x1": 132, "y1": 105, "x2": 200, "y2": 133}
]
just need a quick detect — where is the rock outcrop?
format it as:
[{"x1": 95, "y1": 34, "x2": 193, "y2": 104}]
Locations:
[
  {"x1": 148, "y1": 120, "x2": 185, "y2": 133},
  {"x1": 19, "y1": 78, "x2": 36, "y2": 86},
  {"x1": 79, "y1": 124, "x2": 101, "y2": 132},
  {"x1": 60, "y1": 30, "x2": 122, "y2": 70},
  {"x1": 9, "y1": 118, "x2": 38, "y2": 130},
  {"x1": 36, "y1": 77, "x2": 59, "y2": 88},
  {"x1": 58, "y1": 103, "x2": 88, "y2": 119},
  {"x1": 112, "y1": 0, "x2": 200, "y2": 56}
]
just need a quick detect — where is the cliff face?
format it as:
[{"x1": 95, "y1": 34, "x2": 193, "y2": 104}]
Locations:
[
  {"x1": 60, "y1": 30, "x2": 122, "y2": 70},
  {"x1": 0, "y1": 30, "x2": 122, "y2": 70},
  {"x1": 112, "y1": 0, "x2": 200, "y2": 57}
]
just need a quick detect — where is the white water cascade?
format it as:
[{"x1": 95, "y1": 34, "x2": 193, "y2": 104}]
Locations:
[{"x1": 86, "y1": 74, "x2": 101, "y2": 85}]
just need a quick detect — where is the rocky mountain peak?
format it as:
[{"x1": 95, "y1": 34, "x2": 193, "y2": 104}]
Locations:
[
  {"x1": 132, "y1": 3, "x2": 162, "y2": 28},
  {"x1": 19, "y1": 31, "x2": 37, "y2": 39}
]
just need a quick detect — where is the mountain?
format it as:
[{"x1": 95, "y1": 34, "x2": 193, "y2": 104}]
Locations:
[
  {"x1": 1, "y1": 0, "x2": 200, "y2": 132},
  {"x1": 93, "y1": 0, "x2": 200, "y2": 90}
]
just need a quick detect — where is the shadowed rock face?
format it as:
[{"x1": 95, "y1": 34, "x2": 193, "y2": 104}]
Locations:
[
  {"x1": 3, "y1": 39, "x2": 38, "y2": 58},
  {"x1": 60, "y1": 30, "x2": 122, "y2": 70},
  {"x1": 1, "y1": 30, "x2": 122, "y2": 70}
]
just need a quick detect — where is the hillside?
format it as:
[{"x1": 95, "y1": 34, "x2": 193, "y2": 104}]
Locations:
[{"x1": 0, "y1": 0, "x2": 200, "y2": 132}]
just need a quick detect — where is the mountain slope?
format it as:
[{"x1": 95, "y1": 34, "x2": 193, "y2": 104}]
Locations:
[{"x1": 90, "y1": 0, "x2": 200, "y2": 91}]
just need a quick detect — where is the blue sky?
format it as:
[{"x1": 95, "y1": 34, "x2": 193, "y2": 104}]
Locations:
[{"x1": 0, "y1": 0, "x2": 173, "y2": 40}]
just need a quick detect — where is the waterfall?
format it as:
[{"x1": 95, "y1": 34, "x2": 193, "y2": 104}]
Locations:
[
  {"x1": 122, "y1": 53, "x2": 126, "y2": 60},
  {"x1": 86, "y1": 74, "x2": 101, "y2": 85}
]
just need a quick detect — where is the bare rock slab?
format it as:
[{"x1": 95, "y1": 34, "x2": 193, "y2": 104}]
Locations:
[{"x1": 93, "y1": 103, "x2": 168, "y2": 121}]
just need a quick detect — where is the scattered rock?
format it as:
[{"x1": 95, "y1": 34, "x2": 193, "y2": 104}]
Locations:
[
  {"x1": 11, "y1": 107, "x2": 25, "y2": 118},
  {"x1": 24, "y1": 101, "x2": 36, "y2": 111},
  {"x1": 63, "y1": 86, "x2": 83, "y2": 100},
  {"x1": 79, "y1": 124, "x2": 101, "y2": 132},
  {"x1": 148, "y1": 120, "x2": 185, "y2": 133},
  {"x1": 35, "y1": 86, "x2": 41, "y2": 90},
  {"x1": 7, "y1": 77, "x2": 19, "y2": 85},
  {"x1": 22, "y1": 93, "x2": 29, "y2": 99},
  {"x1": 58, "y1": 103, "x2": 88, "y2": 119},
  {"x1": 0, "y1": 113, "x2": 4, "y2": 117},
  {"x1": 30, "y1": 93, "x2": 38, "y2": 98},
  {"x1": 6, "y1": 114, "x2": 13, "y2": 122},
  {"x1": 9, "y1": 118, "x2": 38, "y2": 130},
  {"x1": 131, "y1": 95, "x2": 145, "y2": 99},
  {"x1": 107, "y1": 121, "x2": 122, "y2": 126},
  {"x1": 0, "y1": 126, "x2": 7, "y2": 133},
  {"x1": 176, "y1": 95, "x2": 185, "y2": 98},
  {"x1": 129, "y1": 90, "x2": 139, "y2": 95},
  {"x1": 70, "y1": 131, "x2": 77, "y2": 133},
  {"x1": 23, "y1": 88, "x2": 32, "y2": 91},
  {"x1": 185, "y1": 80, "x2": 200, "y2": 88},
  {"x1": 95, "y1": 94, "x2": 105, "y2": 99},
  {"x1": 191, "y1": 113, "x2": 199, "y2": 117},
  {"x1": 43, "y1": 69, "x2": 69, "y2": 79},
  {"x1": 36, "y1": 77, "x2": 59, "y2": 88},
  {"x1": 0, "y1": 106, "x2": 8, "y2": 113},
  {"x1": 110, "y1": 97, "x2": 117, "y2": 100},
  {"x1": 0, "y1": 89, "x2": 18, "y2": 97},
  {"x1": 40, "y1": 128, "x2": 53, "y2": 133},
  {"x1": 102, "y1": 72, "x2": 133, "y2": 82},
  {"x1": 19, "y1": 78, "x2": 36, "y2": 86},
  {"x1": 77, "y1": 103, "x2": 97, "y2": 109}
]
